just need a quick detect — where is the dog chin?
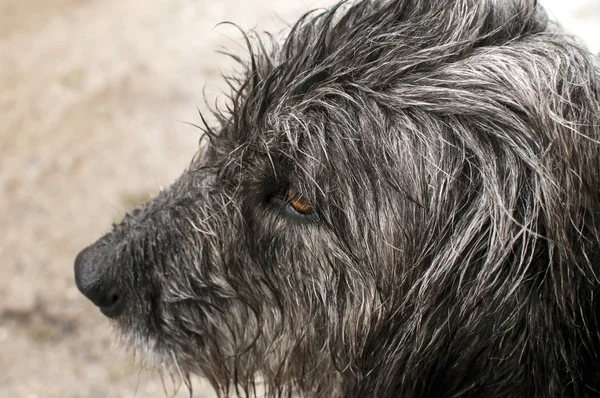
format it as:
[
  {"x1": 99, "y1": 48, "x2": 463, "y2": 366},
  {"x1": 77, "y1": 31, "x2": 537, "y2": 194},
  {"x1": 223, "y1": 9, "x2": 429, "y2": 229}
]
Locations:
[
  {"x1": 117, "y1": 323, "x2": 207, "y2": 380},
  {"x1": 113, "y1": 327, "x2": 165, "y2": 370}
]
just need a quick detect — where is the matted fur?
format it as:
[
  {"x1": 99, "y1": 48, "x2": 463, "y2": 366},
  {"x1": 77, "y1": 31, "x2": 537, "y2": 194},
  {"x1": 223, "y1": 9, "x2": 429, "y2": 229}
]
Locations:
[{"x1": 75, "y1": 0, "x2": 600, "y2": 396}]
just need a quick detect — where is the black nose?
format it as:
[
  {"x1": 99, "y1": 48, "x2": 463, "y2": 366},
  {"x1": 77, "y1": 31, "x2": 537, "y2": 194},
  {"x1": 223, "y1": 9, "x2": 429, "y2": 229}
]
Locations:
[{"x1": 74, "y1": 244, "x2": 126, "y2": 318}]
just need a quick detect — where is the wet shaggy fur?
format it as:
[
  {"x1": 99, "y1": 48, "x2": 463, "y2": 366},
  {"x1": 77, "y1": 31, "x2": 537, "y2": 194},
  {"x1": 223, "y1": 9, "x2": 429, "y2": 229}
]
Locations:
[{"x1": 75, "y1": 0, "x2": 600, "y2": 397}]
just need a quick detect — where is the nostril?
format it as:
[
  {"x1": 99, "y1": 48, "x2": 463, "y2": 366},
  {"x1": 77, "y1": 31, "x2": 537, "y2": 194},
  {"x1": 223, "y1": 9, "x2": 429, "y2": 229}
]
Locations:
[{"x1": 99, "y1": 287, "x2": 125, "y2": 318}]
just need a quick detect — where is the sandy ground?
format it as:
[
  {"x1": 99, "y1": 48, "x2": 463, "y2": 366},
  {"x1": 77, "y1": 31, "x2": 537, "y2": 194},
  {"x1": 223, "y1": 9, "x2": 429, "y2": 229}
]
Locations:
[{"x1": 0, "y1": 1, "x2": 598, "y2": 397}]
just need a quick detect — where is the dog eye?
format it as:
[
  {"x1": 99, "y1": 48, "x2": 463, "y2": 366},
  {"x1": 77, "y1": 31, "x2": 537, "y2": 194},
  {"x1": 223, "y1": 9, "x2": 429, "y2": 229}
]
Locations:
[{"x1": 285, "y1": 188, "x2": 312, "y2": 215}]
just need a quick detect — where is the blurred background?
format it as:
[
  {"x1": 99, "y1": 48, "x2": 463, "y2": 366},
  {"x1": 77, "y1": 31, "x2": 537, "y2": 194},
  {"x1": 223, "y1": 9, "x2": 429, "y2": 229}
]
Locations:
[{"x1": 0, "y1": 0, "x2": 598, "y2": 397}]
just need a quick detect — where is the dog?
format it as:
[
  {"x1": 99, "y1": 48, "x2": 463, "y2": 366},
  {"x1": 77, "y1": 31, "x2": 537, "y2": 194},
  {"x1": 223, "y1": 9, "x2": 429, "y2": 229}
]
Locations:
[{"x1": 74, "y1": 0, "x2": 600, "y2": 396}]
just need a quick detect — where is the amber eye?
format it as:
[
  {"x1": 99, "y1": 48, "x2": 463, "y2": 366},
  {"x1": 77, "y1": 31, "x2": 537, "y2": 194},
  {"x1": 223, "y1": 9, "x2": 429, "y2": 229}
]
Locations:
[{"x1": 286, "y1": 188, "x2": 312, "y2": 215}]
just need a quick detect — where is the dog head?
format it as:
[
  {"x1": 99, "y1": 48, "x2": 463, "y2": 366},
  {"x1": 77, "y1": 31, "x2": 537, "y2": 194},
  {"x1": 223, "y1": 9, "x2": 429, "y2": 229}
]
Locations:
[{"x1": 75, "y1": 1, "x2": 600, "y2": 396}]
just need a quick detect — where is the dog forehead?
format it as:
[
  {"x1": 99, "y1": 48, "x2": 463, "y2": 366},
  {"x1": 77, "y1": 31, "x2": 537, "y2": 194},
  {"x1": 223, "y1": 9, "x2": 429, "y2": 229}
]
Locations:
[
  {"x1": 226, "y1": 0, "x2": 547, "y2": 136},
  {"x1": 204, "y1": 0, "x2": 555, "y2": 192}
]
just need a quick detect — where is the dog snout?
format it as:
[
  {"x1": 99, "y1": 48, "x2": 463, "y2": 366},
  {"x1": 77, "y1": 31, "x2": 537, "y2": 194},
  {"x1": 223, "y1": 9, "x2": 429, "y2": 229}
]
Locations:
[{"x1": 74, "y1": 244, "x2": 126, "y2": 318}]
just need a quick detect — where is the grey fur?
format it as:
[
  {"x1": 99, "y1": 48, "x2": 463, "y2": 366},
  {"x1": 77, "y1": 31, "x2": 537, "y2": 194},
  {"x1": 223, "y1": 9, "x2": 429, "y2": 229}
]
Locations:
[{"x1": 74, "y1": 0, "x2": 600, "y2": 396}]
